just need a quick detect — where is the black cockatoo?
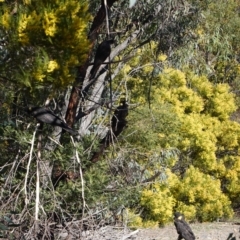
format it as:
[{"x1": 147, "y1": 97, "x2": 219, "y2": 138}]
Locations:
[
  {"x1": 111, "y1": 99, "x2": 128, "y2": 137},
  {"x1": 89, "y1": 39, "x2": 114, "y2": 80},
  {"x1": 25, "y1": 106, "x2": 77, "y2": 135},
  {"x1": 174, "y1": 212, "x2": 196, "y2": 240}
]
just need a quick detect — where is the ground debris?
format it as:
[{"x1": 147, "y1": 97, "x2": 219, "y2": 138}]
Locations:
[{"x1": 55, "y1": 222, "x2": 240, "y2": 240}]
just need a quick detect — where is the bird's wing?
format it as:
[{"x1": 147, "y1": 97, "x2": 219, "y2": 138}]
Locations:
[
  {"x1": 60, "y1": 124, "x2": 77, "y2": 135},
  {"x1": 27, "y1": 106, "x2": 77, "y2": 135},
  {"x1": 174, "y1": 220, "x2": 195, "y2": 239},
  {"x1": 180, "y1": 220, "x2": 195, "y2": 240},
  {"x1": 174, "y1": 220, "x2": 185, "y2": 235},
  {"x1": 32, "y1": 108, "x2": 62, "y2": 125},
  {"x1": 89, "y1": 40, "x2": 112, "y2": 80}
]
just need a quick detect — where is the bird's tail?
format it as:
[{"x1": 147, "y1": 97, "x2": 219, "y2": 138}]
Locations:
[
  {"x1": 62, "y1": 126, "x2": 78, "y2": 136},
  {"x1": 58, "y1": 122, "x2": 78, "y2": 136},
  {"x1": 89, "y1": 63, "x2": 101, "y2": 80}
]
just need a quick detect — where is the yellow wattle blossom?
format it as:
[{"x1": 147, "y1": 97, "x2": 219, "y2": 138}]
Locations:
[
  {"x1": 1, "y1": 12, "x2": 10, "y2": 28},
  {"x1": 196, "y1": 27, "x2": 204, "y2": 36},
  {"x1": 141, "y1": 182, "x2": 176, "y2": 224},
  {"x1": 68, "y1": 55, "x2": 79, "y2": 65},
  {"x1": 27, "y1": 11, "x2": 41, "y2": 31},
  {"x1": 71, "y1": 2, "x2": 80, "y2": 17},
  {"x1": 158, "y1": 54, "x2": 167, "y2": 62},
  {"x1": 33, "y1": 71, "x2": 46, "y2": 81},
  {"x1": 158, "y1": 133, "x2": 165, "y2": 138},
  {"x1": 47, "y1": 60, "x2": 59, "y2": 73},
  {"x1": 18, "y1": 14, "x2": 30, "y2": 44},
  {"x1": 123, "y1": 64, "x2": 131, "y2": 73},
  {"x1": 162, "y1": 68, "x2": 186, "y2": 87},
  {"x1": 43, "y1": 11, "x2": 57, "y2": 37},
  {"x1": 143, "y1": 64, "x2": 154, "y2": 74}
]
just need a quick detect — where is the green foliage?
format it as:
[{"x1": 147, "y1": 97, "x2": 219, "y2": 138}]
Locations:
[
  {"x1": 137, "y1": 167, "x2": 233, "y2": 225},
  {"x1": 0, "y1": 0, "x2": 91, "y2": 90},
  {"x1": 126, "y1": 104, "x2": 181, "y2": 149},
  {"x1": 126, "y1": 208, "x2": 159, "y2": 229},
  {"x1": 119, "y1": 44, "x2": 240, "y2": 222},
  {"x1": 173, "y1": 0, "x2": 240, "y2": 88},
  {"x1": 170, "y1": 166, "x2": 233, "y2": 222},
  {"x1": 0, "y1": 0, "x2": 92, "y2": 228},
  {"x1": 140, "y1": 182, "x2": 175, "y2": 225},
  {"x1": 1, "y1": 0, "x2": 240, "y2": 235},
  {"x1": 155, "y1": 68, "x2": 237, "y2": 119}
]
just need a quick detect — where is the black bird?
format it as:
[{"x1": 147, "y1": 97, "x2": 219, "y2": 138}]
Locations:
[
  {"x1": 111, "y1": 99, "x2": 128, "y2": 137},
  {"x1": 25, "y1": 106, "x2": 77, "y2": 135},
  {"x1": 174, "y1": 212, "x2": 195, "y2": 240},
  {"x1": 89, "y1": 39, "x2": 114, "y2": 80}
]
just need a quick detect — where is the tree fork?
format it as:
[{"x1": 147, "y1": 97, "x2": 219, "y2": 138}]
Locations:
[{"x1": 65, "y1": 0, "x2": 119, "y2": 127}]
